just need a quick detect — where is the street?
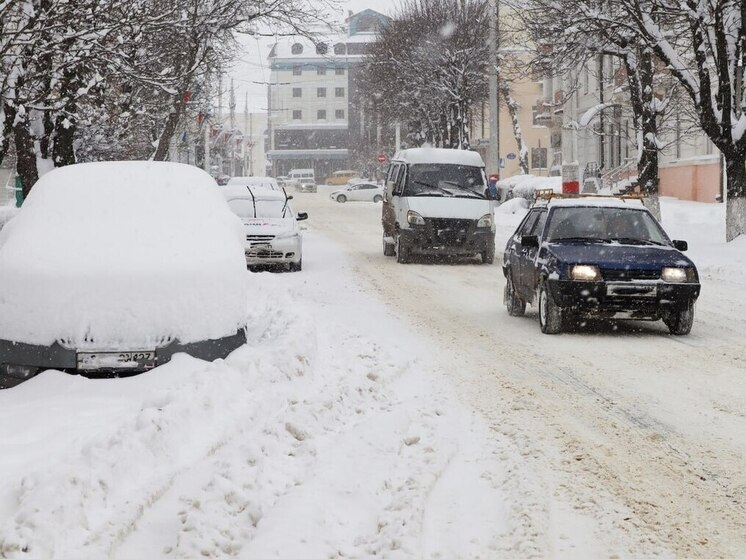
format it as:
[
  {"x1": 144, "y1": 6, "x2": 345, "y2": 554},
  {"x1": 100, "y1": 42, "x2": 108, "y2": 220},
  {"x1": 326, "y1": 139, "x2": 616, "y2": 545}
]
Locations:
[{"x1": 297, "y1": 187, "x2": 746, "y2": 558}]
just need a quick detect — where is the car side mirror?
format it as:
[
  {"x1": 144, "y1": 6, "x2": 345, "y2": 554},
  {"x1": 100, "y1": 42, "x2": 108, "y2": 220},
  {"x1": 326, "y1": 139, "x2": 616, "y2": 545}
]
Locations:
[
  {"x1": 672, "y1": 239, "x2": 688, "y2": 251},
  {"x1": 521, "y1": 235, "x2": 539, "y2": 248},
  {"x1": 296, "y1": 212, "x2": 308, "y2": 221}
]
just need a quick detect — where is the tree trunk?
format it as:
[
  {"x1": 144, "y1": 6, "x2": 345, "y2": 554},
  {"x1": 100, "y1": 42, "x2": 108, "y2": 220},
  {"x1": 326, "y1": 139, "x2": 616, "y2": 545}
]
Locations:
[
  {"x1": 14, "y1": 116, "x2": 38, "y2": 199},
  {"x1": 500, "y1": 83, "x2": 528, "y2": 174},
  {"x1": 0, "y1": 103, "x2": 16, "y2": 166},
  {"x1": 724, "y1": 154, "x2": 746, "y2": 241},
  {"x1": 52, "y1": 116, "x2": 77, "y2": 166}
]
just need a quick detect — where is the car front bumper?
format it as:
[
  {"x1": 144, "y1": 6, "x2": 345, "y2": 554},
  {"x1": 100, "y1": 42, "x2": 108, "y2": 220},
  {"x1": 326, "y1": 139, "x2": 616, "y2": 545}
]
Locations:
[
  {"x1": 0, "y1": 330, "x2": 247, "y2": 388},
  {"x1": 244, "y1": 236, "x2": 301, "y2": 266},
  {"x1": 400, "y1": 226, "x2": 494, "y2": 256},
  {"x1": 547, "y1": 279, "x2": 700, "y2": 318}
]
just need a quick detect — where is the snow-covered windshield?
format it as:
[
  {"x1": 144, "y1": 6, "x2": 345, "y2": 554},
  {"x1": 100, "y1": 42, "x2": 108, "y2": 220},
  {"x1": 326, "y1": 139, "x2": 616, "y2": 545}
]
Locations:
[
  {"x1": 546, "y1": 207, "x2": 670, "y2": 245},
  {"x1": 228, "y1": 198, "x2": 290, "y2": 219},
  {"x1": 404, "y1": 164, "x2": 486, "y2": 198}
]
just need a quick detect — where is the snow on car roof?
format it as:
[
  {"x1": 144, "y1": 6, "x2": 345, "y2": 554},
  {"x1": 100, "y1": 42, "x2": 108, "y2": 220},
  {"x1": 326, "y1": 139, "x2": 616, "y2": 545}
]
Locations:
[
  {"x1": 0, "y1": 161, "x2": 248, "y2": 347},
  {"x1": 227, "y1": 176, "x2": 279, "y2": 188},
  {"x1": 546, "y1": 196, "x2": 647, "y2": 209},
  {"x1": 392, "y1": 147, "x2": 485, "y2": 167}
]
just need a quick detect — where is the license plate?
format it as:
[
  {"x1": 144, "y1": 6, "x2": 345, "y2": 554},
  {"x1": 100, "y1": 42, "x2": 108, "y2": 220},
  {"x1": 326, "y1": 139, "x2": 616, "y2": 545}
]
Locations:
[
  {"x1": 77, "y1": 351, "x2": 156, "y2": 371},
  {"x1": 250, "y1": 243, "x2": 272, "y2": 250},
  {"x1": 606, "y1": 283, "x2": 657, "y2": 297}
]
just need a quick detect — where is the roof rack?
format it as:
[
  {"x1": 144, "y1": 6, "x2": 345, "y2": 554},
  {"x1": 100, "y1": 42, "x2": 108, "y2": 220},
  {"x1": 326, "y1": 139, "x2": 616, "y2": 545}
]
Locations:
[{"x1": 533, "y1": 189, "x2": 645, "y2": 203}]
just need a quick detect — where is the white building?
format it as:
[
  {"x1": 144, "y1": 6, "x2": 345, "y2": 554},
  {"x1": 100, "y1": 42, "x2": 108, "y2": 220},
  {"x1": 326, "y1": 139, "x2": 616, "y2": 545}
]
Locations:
[{"x1": 266, "y1": 10, "x2": 390, "y2": 179}]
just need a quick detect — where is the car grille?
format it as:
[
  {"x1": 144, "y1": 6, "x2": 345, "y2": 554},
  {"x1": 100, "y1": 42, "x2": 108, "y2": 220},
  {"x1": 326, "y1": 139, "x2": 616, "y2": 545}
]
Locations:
[
  {"x1": 426, "y1": 218, "x2": 474, "y2": 243},
  {"x1": 247, "y1": 234, "x2": 275, "y2": 242},
  {"x1": 601, "y1": 268, "x2": 660, "y2": 281},
  {"x1": 246, "y1": 250, "x2": 285, "y2": 259}
]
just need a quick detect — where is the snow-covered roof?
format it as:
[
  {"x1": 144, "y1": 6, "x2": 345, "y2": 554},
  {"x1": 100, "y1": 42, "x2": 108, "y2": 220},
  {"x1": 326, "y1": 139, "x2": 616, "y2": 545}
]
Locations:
[
  {"x1": 547, "y1": 197, "x2": 647, "y2": 209},
  {"x1": 0, "y1": 162, "x2": 248, "y2": 347},
  {"x1": 393, "y1": 148, "x2": 485, "y2": 167}
]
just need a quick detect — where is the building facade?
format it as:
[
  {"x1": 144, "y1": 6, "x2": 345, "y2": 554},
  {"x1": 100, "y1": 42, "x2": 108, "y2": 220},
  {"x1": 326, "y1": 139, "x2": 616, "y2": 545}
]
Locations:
[{"x1": 266, "y1": 10, "x2": 390, "y2": 180}]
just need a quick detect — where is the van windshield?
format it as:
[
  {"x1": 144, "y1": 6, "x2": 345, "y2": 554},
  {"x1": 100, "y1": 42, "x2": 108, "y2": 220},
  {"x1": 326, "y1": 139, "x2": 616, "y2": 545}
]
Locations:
[{"x1": 404, "y1": 164, "x2": 486, "y2": 198}]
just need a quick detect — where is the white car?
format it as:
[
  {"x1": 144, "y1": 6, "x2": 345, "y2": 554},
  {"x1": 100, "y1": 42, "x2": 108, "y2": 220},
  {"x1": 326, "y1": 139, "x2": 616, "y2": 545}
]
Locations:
[
  {"x1": 0, "y1": 162, "x2": 248, "y2": 388},
  {"x1": 226, "y1": 176, "x2": 281, "y2": 191},
  {"x1": 225, "y1": 188, "x2": 308, "y2": 271},
  {"x1": 330, "y1": 182, "x2": 384, "y2": 203},
  {"x1": 294, "y1": 178, "x2": 317, "y2": 193}
]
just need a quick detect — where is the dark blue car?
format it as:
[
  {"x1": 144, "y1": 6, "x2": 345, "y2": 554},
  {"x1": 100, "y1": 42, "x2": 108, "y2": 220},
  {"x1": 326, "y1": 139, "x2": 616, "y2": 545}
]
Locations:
[{"x1": 502, "y1": 198, "x2": 701, "y2": 335}]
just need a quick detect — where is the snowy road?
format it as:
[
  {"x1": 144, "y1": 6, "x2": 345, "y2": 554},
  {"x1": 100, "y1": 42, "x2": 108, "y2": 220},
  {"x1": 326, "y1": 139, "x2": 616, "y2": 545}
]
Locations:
[
  {"x1": 1, "y1": 189, "x2": 744, "y2": 558},
  {"x1": 299, "y1": 189, "x2": 746, "y2": 558}
]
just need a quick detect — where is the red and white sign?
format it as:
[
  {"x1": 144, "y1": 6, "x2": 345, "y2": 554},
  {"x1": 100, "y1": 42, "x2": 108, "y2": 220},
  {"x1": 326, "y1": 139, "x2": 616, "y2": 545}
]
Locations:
[
  {"x1": 561, "y1": 163, "x2": 580, "y2": 194},
  {"x1": 377, "y1": 153, "x2": 387, "y2": 164}
]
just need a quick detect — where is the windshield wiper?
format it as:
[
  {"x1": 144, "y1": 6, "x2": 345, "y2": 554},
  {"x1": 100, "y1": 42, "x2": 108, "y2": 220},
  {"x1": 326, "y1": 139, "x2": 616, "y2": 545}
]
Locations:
[
  {"x1": 413, "y1": 180, "x2": 453, "y2": 196},
  {"x1": 609, "y1": 237, "x2": 664, "y2": 246},
  {"x1": 440, "y1": 180, "x2": 485, "y2": 198},
  {"x1": 550, "y1": 236, "x2": 610, "y2": 243}
]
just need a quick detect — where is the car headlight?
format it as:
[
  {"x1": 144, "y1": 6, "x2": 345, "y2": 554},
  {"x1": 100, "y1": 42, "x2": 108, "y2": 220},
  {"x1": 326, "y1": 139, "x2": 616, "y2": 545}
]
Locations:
[
  {"x1": 661, "y1": 267, "x2": 689, "y2": 283},
  {"x1": 407, "y1": 211, "x2": 425, "y2": 226},
  {"x1": 477, "y1": 213, "x2": 494, "y2": 228},
  {"x1": 571, "y1": 264, "x2": 601, "y2": 281}
]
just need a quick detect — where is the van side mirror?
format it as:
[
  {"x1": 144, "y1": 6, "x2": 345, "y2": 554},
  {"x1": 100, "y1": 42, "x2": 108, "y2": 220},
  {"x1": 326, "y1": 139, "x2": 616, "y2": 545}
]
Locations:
[
  {"x1": 521, "y1": 235, "x2": 539, "y2": 248},
  {"x1": 296, "y1": 212, "x2": 308, "y2": 221},
  {"x1": 672, "y1": 240, "x2": 688, "y2": 251}
]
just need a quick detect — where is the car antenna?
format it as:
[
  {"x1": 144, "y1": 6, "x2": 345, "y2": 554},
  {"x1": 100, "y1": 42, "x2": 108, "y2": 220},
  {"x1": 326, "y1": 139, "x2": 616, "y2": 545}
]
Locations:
[{"x1": 245, "y1": 185, "x2": 257, "y2": 218}]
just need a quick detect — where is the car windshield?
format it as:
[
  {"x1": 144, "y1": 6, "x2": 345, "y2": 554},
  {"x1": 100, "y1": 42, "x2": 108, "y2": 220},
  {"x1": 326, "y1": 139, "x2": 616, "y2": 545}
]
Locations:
[
  {"x1": 403, "y1": 164, "x2": 486, "y2": 198},
  {"x1": 228, "y1": 198, "x2": 291, "y2": 219},
  {"x1": 545, "y1": 207, "x2": 670, "y2": 245}
]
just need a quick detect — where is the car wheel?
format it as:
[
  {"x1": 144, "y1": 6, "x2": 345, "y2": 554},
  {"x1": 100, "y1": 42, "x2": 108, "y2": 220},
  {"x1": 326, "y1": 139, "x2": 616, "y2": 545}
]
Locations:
[
  {"x1": 383, "y1": 235, "x2": 395, "y2": 257},
  {"x1": 373, "y1": 195, "x2": 383, "y2": 203},
  {"x1": 481, "y1": 247, "x2": 495, "y2": 265},
  {"x1": 505, "y1": 273, "x2": 526, "y2": 317},
  {"x1": 664, "y1": 301, "x2": 694, "y2": 335},
  {"x1": 538, "y1": 282, "x2": 563, "y2": 334},
  {"x1": 337, "y1": 194, "x2": 347, "y2": 203},
  {"x1": 395, "y1": 234, "x2": 409, "y2": 264}
]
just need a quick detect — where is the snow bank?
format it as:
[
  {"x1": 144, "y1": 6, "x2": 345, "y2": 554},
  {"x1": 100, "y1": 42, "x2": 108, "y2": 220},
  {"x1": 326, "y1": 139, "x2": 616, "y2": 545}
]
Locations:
[
  {"x1": 0, "y1": 206, "x2": 18, "y2": 231},
  {"x1": 497, "y1": 174, "x2": 562, "y2": 201},
  {"x1": 0, "y1": 162, "x2": 248, "y2": 347}
]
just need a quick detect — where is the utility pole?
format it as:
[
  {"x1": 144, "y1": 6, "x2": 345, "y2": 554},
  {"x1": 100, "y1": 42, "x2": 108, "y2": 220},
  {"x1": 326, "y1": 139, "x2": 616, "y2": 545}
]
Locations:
[
  {"x1": 229, "y1": 78, "x2": 236, "y2": 176},
  {"x1": 488, "y1": 0, "x2": 500, "y2": 176}
]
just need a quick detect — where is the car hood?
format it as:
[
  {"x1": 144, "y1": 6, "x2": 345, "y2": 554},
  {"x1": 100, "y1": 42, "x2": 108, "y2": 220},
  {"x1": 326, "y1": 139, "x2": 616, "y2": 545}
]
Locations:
[
  {"x1": 406, "y1": 196, "x2": 491, "y2": 219},
  {"x1": 242, "y1": 217, "x2": 297, "y2": 236},
  {"x1": 546, "y1": 242, "x2": 695, "y2": 269}
]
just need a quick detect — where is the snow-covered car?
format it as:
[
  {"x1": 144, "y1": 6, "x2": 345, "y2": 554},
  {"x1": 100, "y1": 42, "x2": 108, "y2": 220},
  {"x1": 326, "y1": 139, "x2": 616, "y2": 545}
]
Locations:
[
  {"x1": 330, "y1": 182, "x2": 384, "y2": 203},
  {"x1": 294, "y1": 178, "x2": 317, "y2": 193},
  {"x1": 226, "y1": 176, "x2": 281, "y2": 191},
  {"x1": 225, "y1": 187, "x2": 308, "y2": 271},
  {"x1": 0, "y1": 162, "x2": 249, "y2": 389},
  {"x1": 502, "y1": 194, "x2": 701, "y2": 335}
]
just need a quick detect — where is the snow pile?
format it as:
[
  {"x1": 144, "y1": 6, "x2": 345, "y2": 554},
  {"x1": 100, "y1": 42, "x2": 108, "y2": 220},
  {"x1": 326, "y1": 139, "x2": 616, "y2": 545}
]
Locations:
[
  {"x1": 497, "y1": 174, "x2": 562, "y2": 200},
  {"x1": 0, "y1": 162, "x2": 248, "y2": 346},
  {"x1": 0, "y1": 206, "x2": 18, "y2": 231}
]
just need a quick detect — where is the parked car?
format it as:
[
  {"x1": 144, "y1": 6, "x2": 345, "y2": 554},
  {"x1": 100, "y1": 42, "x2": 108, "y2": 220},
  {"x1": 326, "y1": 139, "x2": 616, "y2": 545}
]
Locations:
[
  {"x1": 226, "y1": 176, "x2": 281, "y2": 191},
  {"x1": 330, "y1": 182, "x2": 384, "y2": 203},
  {"x1": 325, "y1": 170, "x2": 361, "y2": 185},
  {"x1": 294, "y1": 178, "x2": 317, "y2": 193},
  {"x1": 382, "y1": 148, "x2": 495, "y2": 264},
  {"x1": 224, "y1": 187, "x2": 308, "y2": 271},
  {"x1": 0, "y1": 162, "x2": 248, "y2": 388},
  {"x1": 502, "y1": 194, "x2": 701, "y2": 335}
]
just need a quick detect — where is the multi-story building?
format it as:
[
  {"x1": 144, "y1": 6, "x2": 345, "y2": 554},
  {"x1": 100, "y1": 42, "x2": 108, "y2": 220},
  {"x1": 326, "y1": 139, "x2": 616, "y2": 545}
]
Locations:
[
  {"x1": 548, "y1": 56, "x2": 721, "y2": 202},
  {"x1": 266, "y1": 10, "x2": 390, "y2": 179}
]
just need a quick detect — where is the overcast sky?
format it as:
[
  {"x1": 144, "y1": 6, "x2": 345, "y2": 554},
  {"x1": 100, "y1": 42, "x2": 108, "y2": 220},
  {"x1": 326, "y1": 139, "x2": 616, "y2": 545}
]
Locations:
[{"x1": 226, "y1": 0, "x2": 400, "y2": 123}]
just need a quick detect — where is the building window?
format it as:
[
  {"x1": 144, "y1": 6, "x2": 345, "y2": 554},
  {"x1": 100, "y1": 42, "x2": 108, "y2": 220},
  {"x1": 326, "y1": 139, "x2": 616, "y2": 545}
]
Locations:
[
  {"x1": 335, "y1": 67, "x2": 345, "y2": 75},
  {"x1": 291, "y1": 43, "x2": 303, "y2": 55},
  {"x1": 335, "y1": 87, "x2": 345, "y2": 97},
  {"x1": 292, "y1": 65, "x2": 302, "y2": 76},
  {"x1": 317, "y1": 110, "x2": 327, "y2": 120},
  {"x1": 334, "y1": 43, "x2": 346, "y2": 55},
  {"x1": 292, "y1": 88, "x2": 302, "y2": 98},
  {"x1": 531, "y1": 147, "x2": 548, "y2": 169},
  {"x1": 317, "y1": 87, "x2": 326, "y2": 97},
  {"x1": 335, "y1": 109, "x2": 345, "y2": 119},
  {"x1": 292, "y1": 110, "x2": 302, "y2": 120},
  {"x1": 315, "y1": 42, "x2": 328, "y2": 55},
  {"x1": 317, "y1": 66, "x2": 326, "y2": 75}
]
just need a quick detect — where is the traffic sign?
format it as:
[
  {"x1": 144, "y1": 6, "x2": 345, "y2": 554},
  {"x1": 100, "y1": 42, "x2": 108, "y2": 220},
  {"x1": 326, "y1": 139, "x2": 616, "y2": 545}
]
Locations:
[
  {"x1": 377, "y1": 153, "x2": 387, "y2": 164},
  {"x1": 506, "y1": 152, "x2": 516, "y2": 160}
]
